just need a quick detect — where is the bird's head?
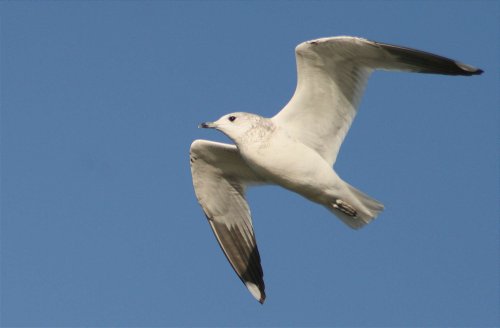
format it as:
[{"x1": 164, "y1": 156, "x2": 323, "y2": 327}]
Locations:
[{"x1": 199, "y1": 112, "x2": 267, "y2": 143}]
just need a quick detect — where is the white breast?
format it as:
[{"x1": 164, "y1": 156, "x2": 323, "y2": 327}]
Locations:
[{"x1": 239, "y1": 128, "x2": 338, "y2": 202}]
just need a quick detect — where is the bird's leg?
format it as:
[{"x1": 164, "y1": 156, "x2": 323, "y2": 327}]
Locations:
[{"x1": 332, "y1": 199, "x2": 357, "y2": 217}]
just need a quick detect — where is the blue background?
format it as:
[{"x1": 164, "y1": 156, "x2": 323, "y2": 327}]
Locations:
[{"x1": 1, "y1": 1, "x2": 498, "y2": 326}]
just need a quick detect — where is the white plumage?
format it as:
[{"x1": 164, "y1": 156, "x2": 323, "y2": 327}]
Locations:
[{"x1": 190, "y1": 36, "x2": 483, "y2": 303}]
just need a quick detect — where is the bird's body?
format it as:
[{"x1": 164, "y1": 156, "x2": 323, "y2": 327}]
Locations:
[
  {"x1": 190, "y1": 36, "x2": 483, "y2": 303},
  {"x1": 239, "y1": 118, "x2": 334, "y2": 198},
  {"x1": 235, "y1": 115, "x2": 370, "y2": 219}
]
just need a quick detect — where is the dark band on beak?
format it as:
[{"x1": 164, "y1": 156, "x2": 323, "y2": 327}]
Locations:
[{"x1": 199, "y1": 122, "x2": 214, "y2": 129}]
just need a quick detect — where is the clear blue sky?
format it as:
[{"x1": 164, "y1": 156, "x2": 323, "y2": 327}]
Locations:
[{"x1": 1, "y1": 1, "x2": 498, "y2": 326}]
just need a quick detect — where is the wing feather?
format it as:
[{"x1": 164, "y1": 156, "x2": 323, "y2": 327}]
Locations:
[
  {"x1": 273, "y1": 36, "x2": 483, "y2": 165},
  {"x1": 190, "y1": 139, "x2": 266, "y2": 303}
]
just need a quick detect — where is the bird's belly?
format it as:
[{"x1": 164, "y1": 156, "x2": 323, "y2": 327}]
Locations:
[{"x1": 240, "y1": 141, "x2": 338, "y2": 203}]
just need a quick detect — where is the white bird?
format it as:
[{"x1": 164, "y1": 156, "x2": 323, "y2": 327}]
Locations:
[{"x1": 189, "y1": 36, "x2": 482, "y2": 303}]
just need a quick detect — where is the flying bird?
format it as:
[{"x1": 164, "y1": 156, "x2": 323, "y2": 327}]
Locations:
[{"x1": 189, "y1": 36, "x2": 483, "y2": 303}]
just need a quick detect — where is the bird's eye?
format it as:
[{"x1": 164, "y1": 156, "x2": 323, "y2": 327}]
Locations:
[{"x1": 228, "y1": 116, "x2": 237, "y2": 122}]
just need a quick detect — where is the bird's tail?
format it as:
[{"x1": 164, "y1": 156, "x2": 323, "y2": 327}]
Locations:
[{"x1": 326, "y1": 181, "x2": 384, "y2": 229}]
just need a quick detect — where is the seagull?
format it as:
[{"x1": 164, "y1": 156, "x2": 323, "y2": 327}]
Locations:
[{"x1": 189, "y1": 36, "x2": 482, "y2": 303}]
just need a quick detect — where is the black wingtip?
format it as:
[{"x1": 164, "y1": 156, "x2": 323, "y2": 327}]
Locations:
[
  {"x1": 473, "y1": 68, "x2": 484, "y2": 75},
  {"x1": 376, "y1": 41, "x2": 484, "y2": 76},
  {"x1": 258, "y1": 290, "x2": 266, "y2": 304},
  {"x1": 456, "y1": 62, "x2": 484, "y2": 76}
]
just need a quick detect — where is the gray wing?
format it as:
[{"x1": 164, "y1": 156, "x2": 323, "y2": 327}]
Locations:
[
  {"x1": 272, "y1": 36, "x2": 483, "y2": 166},
  {"x1": 190, "y1": 139, "x2": 267, "y2": 303}
]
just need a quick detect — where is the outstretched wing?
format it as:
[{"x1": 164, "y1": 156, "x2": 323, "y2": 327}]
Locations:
[
  {"x1": 272, "y1": 36, "x2": 483, "y2": 166},
  {"x1": 190, "y1": 139, "x2": 267, "y2": 303}
]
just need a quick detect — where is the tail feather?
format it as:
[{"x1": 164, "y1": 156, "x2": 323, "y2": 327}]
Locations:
[{"x1": 327, "y1": 182, "x2": 384, "y2": 229}]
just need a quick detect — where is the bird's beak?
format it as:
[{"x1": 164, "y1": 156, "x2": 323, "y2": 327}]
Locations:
[{"x1": 199, "y1": 121, "x2": 216, "y2": 129}]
